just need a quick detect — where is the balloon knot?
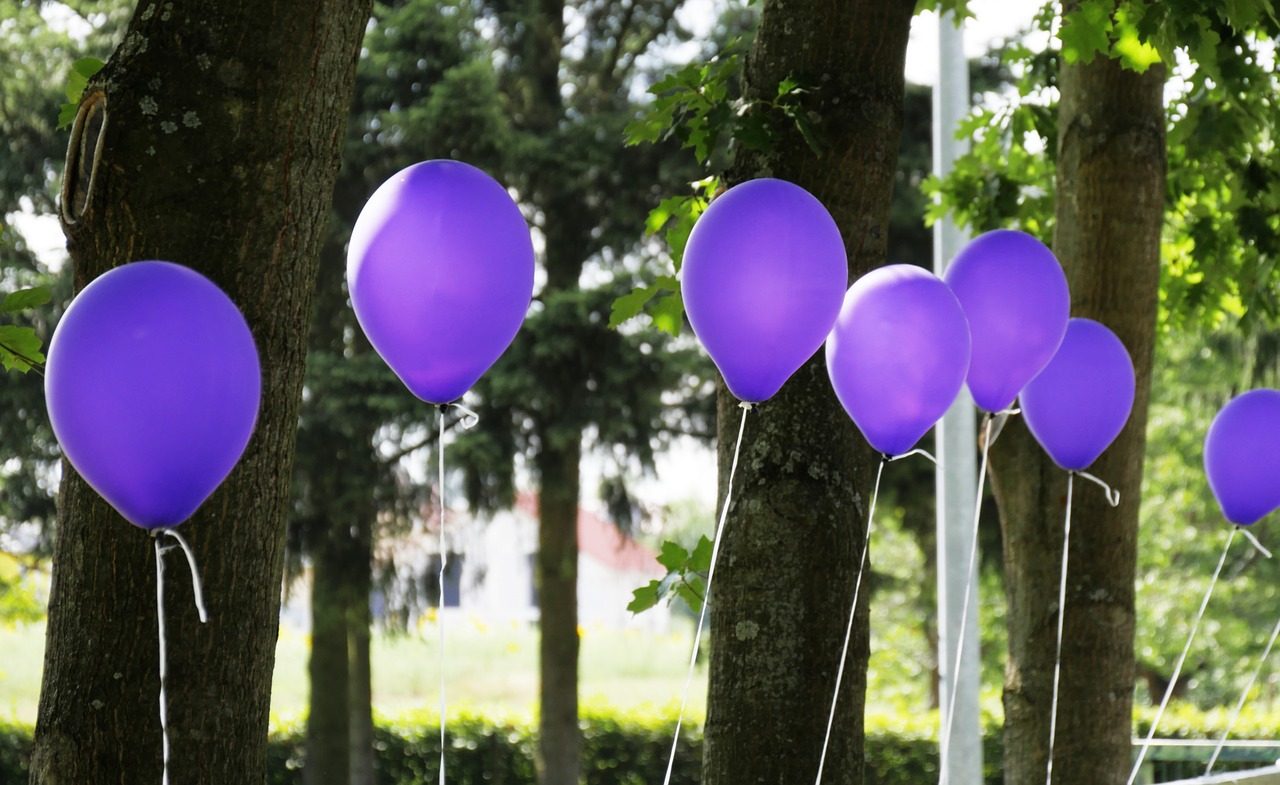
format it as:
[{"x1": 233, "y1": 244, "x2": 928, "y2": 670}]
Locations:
[{"x1": 738, "y1": 401, "x2": 755, "y2": 411}]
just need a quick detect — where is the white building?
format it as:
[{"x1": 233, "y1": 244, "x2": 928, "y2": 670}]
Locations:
[{"x1": 363, "y1": 492, "x2": 671, "y2": 633}]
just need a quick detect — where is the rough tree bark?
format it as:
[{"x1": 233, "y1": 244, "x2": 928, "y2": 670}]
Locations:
[
  {"x1": 990, "y1": 6, "x2": 1166, "y2": 783},
  {"x1": 32, "y1": 1, "x2": 372, "y2": 782},
  {"x1": 703, "y1": 1, "x2": 913, "y2": 784}
]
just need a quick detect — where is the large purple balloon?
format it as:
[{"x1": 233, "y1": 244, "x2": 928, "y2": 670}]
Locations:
[
  {"x1": 45, "y1": 261, "x2": 261, "y2": 529},
  {"x1": 826, "y1": 265, "x2": 971, "y2": 456},
  {"x1": 347, "y1": 160, "x2": 535, "y2": 404},
  {"x1": 944, "y1": 230, "x2": 1070, "y2": 412},
  {"x1": 1020, "y1": 318, "x2": 1134, "y2": 471},
  {"x1": 1204, "y1": 389, "x2": 1280, "y2": 525},
  {"x1": 682, "y1": 178, "x2": 847, "y2": 403}
]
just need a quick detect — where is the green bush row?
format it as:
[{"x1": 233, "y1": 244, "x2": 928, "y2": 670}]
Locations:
[{"x1": 4, "y1": 704, "x2": 1278, "y2": 784}]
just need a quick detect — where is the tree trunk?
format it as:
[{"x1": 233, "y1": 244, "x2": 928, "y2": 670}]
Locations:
[
  {"x1": 536, "y1": 434, "x2": 582, "y2": 785},
  {"x1": 306, "y1": 527, "x2": 353, "y2": 785},
  {"x1": 349, "y1": 516, "x2": 376, "y2": 785},
  {"x1": 31, "y1": 1, "x2": 371, "y2": 782},
  {"x1": 702, "y1": 2, "x2": 913, "y2": 784},
  {"x1": 991, "y1": 11, "x2": 1165, "y2": 784}
]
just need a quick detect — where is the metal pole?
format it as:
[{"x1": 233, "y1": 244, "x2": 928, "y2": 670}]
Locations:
[{"x1": 933, "y1": 10, "x2": 982, "y2": 785}]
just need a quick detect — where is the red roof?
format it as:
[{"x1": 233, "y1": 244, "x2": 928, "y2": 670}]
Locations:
[{"x1": 516, "y1": 492, "x2": 662, "y2": 575}]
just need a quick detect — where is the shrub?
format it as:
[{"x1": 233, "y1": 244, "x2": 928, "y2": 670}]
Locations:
[{"x1": 6, "y1": 702, "x2": 1280, "y2": 784}]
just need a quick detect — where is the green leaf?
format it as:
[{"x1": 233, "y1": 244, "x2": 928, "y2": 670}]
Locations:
[
  {"x1": 792, "y1": 111, "x2": 824, "y2": 158},
  {"x1": 1112, "y1": 3, "x2": 1161, "y2": 73},
  {"x1": 733, "y1": 113, "x2": 772, "y2": 155},
  {"x1": 0, "y1": 325, "x2": 46, "y2": 372},
  {"x1": 609, "y1": 285, "x2": 659, "y2": 329},
  {"x1": 59, "y1": 57, "x2": 105, "y2": 130},
  {"x1": 644, "y1": 195, "x2": 688, "y2": 236},
  {"x1": 776, "y1": 77, "x2": 800, "y2": 98},
  {"x1": 627, "y1": 581, "x2": 662, "y2": 614},
  {"x1": 688, "y1": 535, "x2": 713, "y2": 573},
  {"x1": 57, "y1": 103, "x2": 79, "y2": 130},
  {"x1": 675, "y1": 581, "x2": 705, "y2": 614},
  {"x1": 656, "y1": 540, "x2": 690, "y2": 572},
  {"x1": 1059, "y1": 0, "x2": 1114, "y2": 65},
  {"x1": 649, "y1": 291, "x2": 684, "y2": 337},
  {"x1": 1, "y1": 286, "x2": 52, "y2": 314},
  {"x1": 69, "y1": 57, "x2": 105, "y2": 100}
]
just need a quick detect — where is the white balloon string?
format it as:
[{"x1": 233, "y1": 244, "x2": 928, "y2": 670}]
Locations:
[
  {"x1": 1076, "y1": 470, "x2": 1120, "y2": 507},
  {"x1": 938, "y1": 412, "x2": 995, "y2": 785},
  {"x1": 890, "y1": 448, "x2": 939, "y2": 466},
  {"x1": 154, "y1": 537, "x2": 170, "y2": 785},
  {"x1": 437, "y1": 406, "x2": 448, "y2": 785},
  {"x1": 153, "y1": 528, "x2": 207, "y2": 785},
  {"x1": 661, "y1": 401, "x2": 752, "y2": 785},
  {"x1": 1127, "y1": 527, "x2": 1238, "y2": 785},
  {"x1": 1239, "y1": 526, "x2": 1272, "y2": 559},
  {"x1": 1205, "y1": 611, "x2": 1280, "y2": 776},
  {"x1": 449, "y1": 402, "x2": 480, "y2": 430},
  {"x1": 814, "y1": 456, "x2": 886, "y2": 785},
  {"x1": 1045, "y1": 472, "x2": 1076, "y2": 785},
  {"x1": 986, "y1": 406, "x2": 1021, "y2": 447}
]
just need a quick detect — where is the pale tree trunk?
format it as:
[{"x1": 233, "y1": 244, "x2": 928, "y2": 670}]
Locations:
[
  {"x1": 702, "y1": 1, "x2": 913, "y2": 784},
  {"x1": 991, "y1": 7, "x2": 1165, "y2": 783},
  {"x1": 31, "y1": 0, "x2": 372, "y2": 782}
]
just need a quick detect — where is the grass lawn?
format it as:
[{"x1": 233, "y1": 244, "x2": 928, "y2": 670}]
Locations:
[{"x1": 0, "y1": 617, "x2": 707, "y2": 726}]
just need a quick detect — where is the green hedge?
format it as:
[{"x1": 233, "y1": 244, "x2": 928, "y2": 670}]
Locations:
[
  {"x1": 266, "y1": 706, "x2": 703, "y2": 785},
  {"x1": 4, "y1": 704, "x2": 1278, "y2": 784}
]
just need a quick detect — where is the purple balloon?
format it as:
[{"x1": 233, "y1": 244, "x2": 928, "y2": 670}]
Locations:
[
  {"x1": 682, "y1": 178, "x2": 847, "y2": 403},
  {"x1": 1020, "y1": 318, "x2": 1134, "y2": 472},
  {"x1": 826, "y1": 265, "x2": 971, "y2": 456},
  {"x1": 1204, "y1": 389, "x2": 1280, "y2": 525},
  {"x1": 944, "y1": 230, "x2": 1070, "y2": 412},
  {"x1": 45, "y1": 261, "x2": 261, "y2": 529},
  {"x1": 347, "y1": 160, "x2": 535, "y2": 404}
]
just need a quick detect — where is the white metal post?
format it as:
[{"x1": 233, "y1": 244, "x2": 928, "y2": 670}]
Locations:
[{"x1": 933, "y1": 10, "x2": 983, "y2": 785}]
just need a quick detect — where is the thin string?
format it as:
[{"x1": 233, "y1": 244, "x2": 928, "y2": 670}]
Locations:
[
  {"x1": 938, "y1": 412, "x2": 996, "y2": 785},
  {"x1": 432, "y1": 400, "x2": 478, "y2": 785},
  {"x1": 1239, "y1": 526, "x2": 1273, "y2": 559},
  {"x1": 1044, "y1": 472, "x2": 1077, "y2": 785},
  {"x1": 1127, "y1": 527, "x2": 1238, "y2": 785},
  {"x1": 814, "y1": 456, "x2": 887, "y2": 785},
  {"x1": 1205, "y1": 610, "x2": 1280, "y2": 775},
  {"x1": 153, "y1": 527, "x2": 208, "y2": 785},
  {"x1": 437, "y1": 405, "x2": 448, "y2": 785},
  {"x1": 891, "y1": 448, "x2": 939, "y2": 466},
  {"x1": 1076, "y1": 470, "x2": 1120, "y2": 507},
  {"x1": 661, "y1": 401, "x2": 752, "y2": 785}
]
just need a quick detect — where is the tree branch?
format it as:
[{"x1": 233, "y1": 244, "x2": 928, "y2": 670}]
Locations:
[{"x1": 0, "y1": 341, "x2": 45, "y2": 376}]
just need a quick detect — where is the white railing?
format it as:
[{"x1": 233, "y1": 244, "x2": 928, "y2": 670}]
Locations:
[
  {"x1": 1132, "y1": 739, "x2": 1280, "y2": 785},
  {"x1": 1158, "y1": 765, "x2": 1280, "y2": 785}
]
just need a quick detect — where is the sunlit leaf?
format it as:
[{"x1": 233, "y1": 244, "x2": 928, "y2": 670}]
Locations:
[{"x1": 1, "y1": 286, "x2": 52, "y2": 314}]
